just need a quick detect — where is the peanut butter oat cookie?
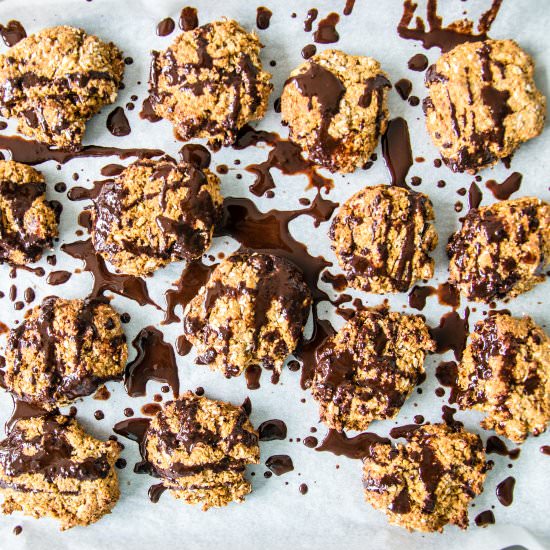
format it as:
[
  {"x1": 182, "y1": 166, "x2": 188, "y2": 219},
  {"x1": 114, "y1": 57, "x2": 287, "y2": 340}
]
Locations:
[
  {"x1": 330, "y1": 185, "x2": 438, "y2": 293},
  {"x1": 91, "y1": 158, "x2": 222, "y2": 277},
  {"x1": 2, "y1": 296, "x2": 127, "y2": 410},
  {"x1": 312, "y1": 307, "x2": 435, "y2": 431},
  {"x1": 149, "y1": 19, "x2": 272, "y2": 147},
  {"x1": 447, "y1": 197, "x2": 550, "y2": 302},
  {"x1": 281, "y1": 49, "x2": 391, "y2": 173},
  {"x1": 363, "y1": 423, "x2": 487, "y2": 532},
  {"x1": 183, "y1": 252, "x2": 311, "y2": 378},
  {"x1": 424, "y1": 39, "x2": 546, "y2": 172},
  {"x1": 456, "y1": 313, "x2": 550, "y2": 443},
  {"x1": 0, "y1": 160, "x2": 58, "y2": 265},
  {"x1": 0, "y1": 25, "x2": 124, "y2": 149},
  {"x1": 0, "y1": 414, "x2": 121, "y2": 530},
  {"x1": 142, "y1": 393, "x2": 259, "y2": 510}
]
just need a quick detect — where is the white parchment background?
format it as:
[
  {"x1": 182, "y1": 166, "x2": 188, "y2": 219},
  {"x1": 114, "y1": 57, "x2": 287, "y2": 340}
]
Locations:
[{"x1": 0, "y1": 0, "x2": 548, "y2": 549}]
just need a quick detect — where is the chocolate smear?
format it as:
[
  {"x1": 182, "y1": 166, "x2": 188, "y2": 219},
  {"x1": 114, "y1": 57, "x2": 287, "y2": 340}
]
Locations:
[
  {"x1": 316, "y1": 429, "x2": 390, "y2": 459},
  {"x1": 313, "y1": 13, "x2": 340, "y2": 43},
  {"x1": 486, "y1": 172, "x2": 522, "y2": 200},
  {"x1": 382, "y1": 118, "x2": 413, "y2": 188}
]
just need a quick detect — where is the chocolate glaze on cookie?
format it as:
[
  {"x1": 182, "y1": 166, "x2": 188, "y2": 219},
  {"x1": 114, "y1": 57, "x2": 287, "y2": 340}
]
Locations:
[{"x1": 2, "y1": 296, "x2": 127, "y2": 409}]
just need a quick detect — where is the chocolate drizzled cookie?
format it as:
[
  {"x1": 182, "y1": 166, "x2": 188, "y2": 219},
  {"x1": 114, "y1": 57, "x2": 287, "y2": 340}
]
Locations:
[
  {"x1": 0, "y1": 414, "x2": 121, "y2": 530},
  {"x1": 0, "y1": 26, "x2": 124, "y2": 149},
  {"x1": 0, "y1": 160, "x2": 58, "y2": 265},
  {"x1": 363, "y1": 423, "x2": 487, "y2": 532},
  {"x1": 447, "y1": 197, "x2": 550, "y2": 302},
  {"x1": 456, "y1": 313, "x2": 550, "y2": 443},
  {"x1": 330, "y1": 185, "x2": 438, "y2": 293},
  {"x1": 149, "y1": 19, "x2": 272, "y2": 146},
  {"x1": 91, "y1": 158, "x2": 222, "y2": 276},
  {"x1": 183, "y1": 252, "x2": 312, "y2": 378},
  {"x1": 2, "y1": 296, "x2": 127, "y2": 409},
  {"x1": 281, "y1": 49, "x2": 391, "y2": 173},
  {"x1": 140, "y1": 393, "x2": 259, "y2": 510},
  {"x1": 423, "y1": 39, "x2": 546, "y2": 172},
  {"x1": 311, "y1": 307, "x2": 435, "y2": 431}
]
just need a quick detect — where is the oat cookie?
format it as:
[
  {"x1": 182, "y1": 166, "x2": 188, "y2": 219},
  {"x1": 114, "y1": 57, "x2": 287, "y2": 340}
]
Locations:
[
  {"x1": 312, "y1": 307, "x2": 435, "y2": 431},
  {"x1": 0, "y1": 25, "x2": 124, "y2": 149},
  {"x1": 2, "y1": 296, "x2": 127, "y2": 410},
  {"x1": 91, "y1": 158, "x2": 222, "y2": 276},
  {"x1": 447, "y1": 197, "x2": 550, "y2": 302},
  {"x1": 363, "y1": 423, "x2": 487, "y2": 532},
  {"x1": 281, "y1": 49, "x2": 391, "y2": 173},
  {"x1": 330, "y1": 185, "x2": 438, "y2": 293},
  {"x1": 456, "y1": 313, "x2": 550, "y2": 443},
  {"x1": 423, "y1": 39, "x2": 546, "y2": 172},
  {"x1": 0, "y1": 160, "x2": 58, "y2": 265},
  {"x1": 142, "y1": 393, "x2": 259, "y2": 510},
  {"x1": 0, "y1": 414, "x2": 121, "y2": 530},
  {"x1": 183, "y1": 252, "x2": 311, "y2": 378},
  {"x1": 149, "y1": 19, "x2": 272, "y2": 147}
]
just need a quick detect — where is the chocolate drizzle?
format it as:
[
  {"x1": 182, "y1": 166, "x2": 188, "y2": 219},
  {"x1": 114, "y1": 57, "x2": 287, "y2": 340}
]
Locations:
[
  {"x1": 430, "y1": 308, "x2": 470, "y2": 360},
  {"x1": 381, "y1": 118, "x2": 413, "y2": 188},
  {"x1": 397, "y1": 0, "x2": 503, "y2": 53},
  {"x1": 486, "y1": 172, "x2": 522, "y2": 200},
  {"x1": 317, "y1": 429, "x2": 390, "y2": 460},
  {"x1": 124, "y1": 326, "x2": 179, "y2": 398}
]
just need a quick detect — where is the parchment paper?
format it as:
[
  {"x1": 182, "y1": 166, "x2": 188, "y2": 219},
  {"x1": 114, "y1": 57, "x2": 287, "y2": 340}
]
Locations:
[{"x1": 0, "y1": 1, "x2": 548, "y2": 549}]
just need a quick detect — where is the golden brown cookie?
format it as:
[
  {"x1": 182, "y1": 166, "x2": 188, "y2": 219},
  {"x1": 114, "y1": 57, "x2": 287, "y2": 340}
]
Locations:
[
  {"x1": 0, "y1": 414, "x2": 121, "y2": 530},
  {"x1": 330, "y1": 185, "x2": 438, "y2": 293},
  {"x1": 2, "y1": 296, "x2": 127, "y2": 410},
  {"x1": 363, "y1": 423, "x2": 487, "y2": 532},
  {"x1": 0, "y1": 26, "x2": 124, "y2": 149},
  {"x1": 281, "y1": 49, "x2": 391, "y2": 173},
  {"x1": 423, "y1": 39, "x2": 546, "y2": 172},
  {"x1": 149, "y1": 19, "x2": 272, "y2": 146},
  {"x1": 456, "y1": 313, "x2": 550, "y2": 443},
  {"x1": 0, "y1": 160, "x2": 58, "y2": 265},
  {"x1": 183, "y1": 252, "x2": 311, "y2": 378},
  {"x1": 447, "y1": 197, "x2": 550, "y2": 302},
  {"x1": 311, "y1": 307, "x2": 435, "y2": 431},
  {"x1": 91, "y1": 158, "x2": 222, "y2": 276},
  {"x1": 142, "y1": 393, "x2": 259, "y2": 510}
]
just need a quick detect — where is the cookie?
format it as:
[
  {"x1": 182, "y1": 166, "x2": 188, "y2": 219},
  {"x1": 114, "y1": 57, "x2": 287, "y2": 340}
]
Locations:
[
  {"x1": 329, "y1": 185, "x2": 438, "y2": 293},
  {"x1": 447, "y1": 197, "x2": 550, "y2": 302},
  {"x1": 363, "y1": 423, "x2": 487, "y2": 532},
  {"x1": 423, "y1": 39, "x2": 546, "y2": 172},
  {"x1": 91, "y1": 158, "x2": 222, "y2": 276},
  {"x1": 456, "y1": 313, "x2": 550, "y2": 443},
  {"x1": 0, "y1": 26, "x2": 124, "y2": 149},
  {"x1": 149, "y1": 19, "x2": 272, "y2": 147},
  {"x1": 2, "y1": 296, "x2": 127, "y2": 410},
  {"x1": 311, "y1": 307, "x2": 435, "y2": 431},
  {"x1": 142, "y1": 393, "x2": 259, "y2": 510},
  {"x1": 0, "y1": 414, "x2": 121, "y2": 530},
  {"x1": 183, "y1": 252, "x2": 311, "y2": 378},
  {"x1": 0, "y1": 160, "x2": 58, "y2": 265},
  {"x1": 281, "y1": 49, "x2": 391, "y2": 173}
]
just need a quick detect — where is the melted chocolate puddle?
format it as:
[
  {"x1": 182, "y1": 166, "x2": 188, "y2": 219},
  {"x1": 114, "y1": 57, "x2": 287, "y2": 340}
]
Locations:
[
  {"x1": 343, "y1": 0, "x2": 356, "y2": 16},
  {"x1": 313, "y1": 13, "x2": 340, "y2": 44},
  {"x1": 179, "y1": 7, "x2": 198, "y2": 31},
  {"x1": 0, "y1": 134, "x2": 162, "y2": 165},
  {"x1": 244, "y1": 365, "x2": 262, "y2": 390},
  {"x1": 397, "y1": 0, "x2": 503, "y2": 53},
  {"x1": 156, "y1": 18, "x2": 175, "y2": 37},
  {"x1": 259, "y1": 419, "x2": 287, "y2": 441},
  {"x1": 382, "y1": 118, "x2": 413, "y2": 188},
  {"x1": 316, "y1": 429, "x2": 390, "y2": 459},
  {"x1": 256, "y1": 7, "x2": 272, "y2": 30},
  {"x1": 125, "y1": 326, "x2": 179, "y2": 397},
  {"x1": 430, "y1": 308, "x2": 470, "y2": 360},
  {"x1": 496, "y1": 476, "x2": 515, "y2": 506},
  {"x1": 265, "y1": 454, "x2": 294, "y2": 475},
  {"x1": 5, "y1": 398, "x2": 49, "y2": 433},
  {"x1": 486, "y1": 172, "x2": 522, "y2": 200},
  {"x1": 486, "y1": 436, "x2": 520, "y2": 460},
  {"x1": 475, "y1": 510, "x2": 495, "y2": 527},
  {"x1": 0, "y1": 20, "x2": 26, "y2": 47},
  {"x1": 106, "y1": 107, "x2": 131, "y2": 137}
]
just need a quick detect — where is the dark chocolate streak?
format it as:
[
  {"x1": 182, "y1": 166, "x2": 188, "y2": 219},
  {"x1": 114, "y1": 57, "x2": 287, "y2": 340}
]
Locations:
[
  {"x1": 183, "y1": 252, "x2": 311, "y2": 375},
  {"x1": 0, "y1": 178, "x2": 56, "y2": 262},
  {"x1": 148, "y1": 22, "x2": 267, "y2": 144},
  {"x1": 397, "y1": 0, "x2": 503, "y2": 53},
  {"x1": 0, "y1": 416, "x2": 110, "y2": 483},
  {"x1": 2, "y1": 296, "x2": 125, "y2": 405},
  {"x1": 92, "y1": 158, "x2": 220, "y2": 264}
]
